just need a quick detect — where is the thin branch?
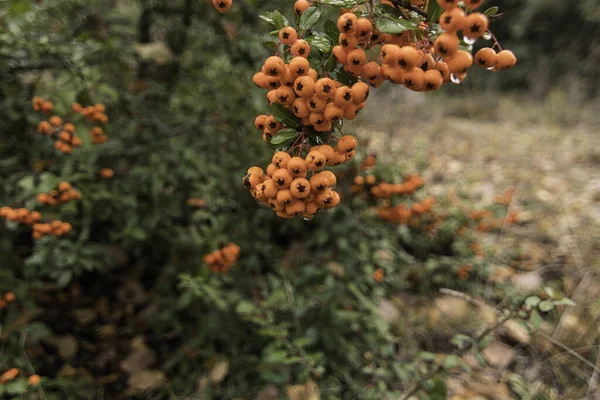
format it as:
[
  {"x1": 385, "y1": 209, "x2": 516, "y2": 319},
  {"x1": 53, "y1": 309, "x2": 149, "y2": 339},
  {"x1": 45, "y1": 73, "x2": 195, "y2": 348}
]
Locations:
[
  {"x1": 390, "y1": 0, "x2": 428, "y2": 19},
  {"x1": 399, "y1": 306, "x2": 515, "y2": 400}
]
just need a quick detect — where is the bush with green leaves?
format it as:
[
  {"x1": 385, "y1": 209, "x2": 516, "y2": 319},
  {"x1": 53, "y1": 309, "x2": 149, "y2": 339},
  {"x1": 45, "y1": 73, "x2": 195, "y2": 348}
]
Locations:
[{"x1": 0, "y1": 1, "x2": 569, "y2": 399}]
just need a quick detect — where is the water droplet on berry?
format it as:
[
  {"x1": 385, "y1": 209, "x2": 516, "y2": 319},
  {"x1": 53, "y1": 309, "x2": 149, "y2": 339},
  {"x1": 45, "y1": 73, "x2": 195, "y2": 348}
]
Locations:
[
  {"x1": 463, "y1": 36, "x2": 476, "y2": 45},
  {"x1": 450, "y1": 73, "x2": 464, "y2": 84},
  {"x1": 487, "y1": 66, "x2": 496, "y2": 71}
]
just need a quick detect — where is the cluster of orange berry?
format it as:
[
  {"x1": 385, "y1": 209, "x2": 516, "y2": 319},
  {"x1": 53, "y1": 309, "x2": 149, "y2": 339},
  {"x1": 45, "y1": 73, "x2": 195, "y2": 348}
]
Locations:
[
  {"x1": 0, "y1": 368, "x2": 41, "y2": 386},
  {"x1": 72, "y1": 102, "x2": 108, "y2": 125},
  {"x1": 373, "y1": 268, "x2": 384, "y2": 283},
  {"x1": 235, "y1": 0, "x2": 515, "y2": 217},
  {"x1": 0, "y1": 292, "x2": 16, "y2": 309},
  {"x1": 253, "y1": 42, "x2": 370, "y2": 138},
  {"x1": 245, "y1": 138, "x2": 356, "y2": 219},
  {"x1": 0, "y1": 207, "x2": 41, "y2": 225},
  {"x1": 36, "y1": 182, "x2": 81, "y2": 206},
  {"x1": 35, "y1": 106, "x2": 83, "y2": 155},
  {"x1": 468, "y1": 208, "x2": 519, "y2": 233},
  {"x1": 376, "y1": 196, "x2": 435, "y2": 224},
  {"x1": 31, "y1": 96, "x2": 54, "y2": 114},
  {"x1": 31, "y1": 220, "x2": 72, "y2": 239},
  {"x1": 90, "y1": 126, "x2": 108, "y2": 145},
  {"x1": 352, "y1": 171, "x2": 425, "y2": 198},
  {"x1": 203, "y1": 243, "x2": 241, "y2": 273}
]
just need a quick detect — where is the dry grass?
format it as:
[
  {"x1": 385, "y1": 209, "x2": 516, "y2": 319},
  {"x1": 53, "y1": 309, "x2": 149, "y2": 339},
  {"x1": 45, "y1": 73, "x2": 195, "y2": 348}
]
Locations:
[{"x1": 350, "y1": 86, "x2": 600, "y2": 398}]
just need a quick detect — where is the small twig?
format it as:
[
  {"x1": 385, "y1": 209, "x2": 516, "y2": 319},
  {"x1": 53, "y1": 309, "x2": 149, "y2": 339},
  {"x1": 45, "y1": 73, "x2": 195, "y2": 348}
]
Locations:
[
  {"x1": 399, "y1": 304, "x2": 515, "y2": 400},
  {"x1": 390, "y1": 0, "x2": 428, "y2": 18},
  {"x1": 486, "y1": 29, "x2": 503, "y2": 51}
]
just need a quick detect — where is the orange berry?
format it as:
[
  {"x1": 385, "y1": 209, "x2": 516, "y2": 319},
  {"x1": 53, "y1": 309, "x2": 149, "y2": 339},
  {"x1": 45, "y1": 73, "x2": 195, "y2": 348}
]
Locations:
[
  {"x1": 292, "y1": 98, "x2": 310, "y2": 118},
  {"x1": 49, "y1": 116, "x2": 62, "y2": 128},
  {"x1": 30, "y1": 211, "x2": 42, "y2": 223},
  {"x1": 314, "y1": 78, "x2": 337, "y2": 99},
  {"x1": 373, "y1": 268, "x2": 384, "y2": 282},
  {"x1": 475, "y1": 47, "x2": 497, "y2": 69},
  {"x1": 294, "y1": 0, "x2": 310, "y2": 15},
  {"x1": 287, "y1": 157, "x2": 308, "y2": 178},
  {"x1": 434, "y1": 61, "x2": 450, "y2": 82},
  {"x1": 290, "y1": 178, "x2": 311, "y2": 199},
  {"x1": 435, "y1": 33, "x2": 459, "y2": 59},
  {"x1": 356, "y1": 18, "x2": 373, "y2": 38},
  {"x1": 305, "y1": 151, "x2": 327, "y2": 170},
  {"x1": 272, "y1": 168, "x2": 293, "y2": 190},
  {"x1": 337, "y1": 13, "x2": 358, "y2": 34},
  {"x1": 362, "y1": 62, "x2": 381, "y2": 81},
  {"x1": 337, "y1": 135, "x2": 357, "y2": 154},
  {"x1": 28, "y1": 374, "x2": 41, "y2": 385},
  {"x1": 436, "y1": 0, "x2": 459, "y2": 10},
  {"x1": 286, "y1": 199, "x2": 306, "y2": 216},
  {"x1": 37, "y1": 121, "x2": 52, "y2": 135},
  {"x1": 276, "y1": 189, "x2": 295, "y2": 205},
  {"x1": 424, "y1": 69, "x2": 443, "y2": 91},
  {"x1": 59, "y1": 131, "x2": 71, "y2": 142},
  {"x1": 72, "y1": 103, "x2": 82, "y2": 113},
  {"x1": 4, "y1": 292, "x2": 15, "y2": 302},
  {"x1": 100, "y1": 168, "x2": 114, "y2": 179},
  {"x1": 41, "y1": 101, "x2": 53, "y2": 114},
  {"x1": 254, "y1": 115, "x2": 267, "y2": 131},
  {"x1": 289, "y1": 57, "x2": 310, "y2": 77},
  {"x1": 275, "y1": 86, "x2": 296, "y2": 106},
  {"x1": 264, "y1": 56, "x2": 285, "y2": 77},
  {"x1": 264, "y1": 115, "x2": 282, "y2": 132},
  {"x1": 495, "y1": 50, "x2": 517, "y2": 70},
  {"x1": 323, "y1": 103, "x2": 344, "y2": 123},
  {"x1": 310, "y1": 173, "x2": 330, "y2": 192},
  {"x1": 351, "y1": 81, "x2": 370, "y2": 104},
  {"x1": 253, "y1": 72, "x2": 268, "y2": 89},
  {"x1": 464, "y1": 0, "x2": 484, "y2": 10},
  {"x1": 439, "y1": 8, "x2": 465, "y2": 33},
  {"x1": 338, "y1": 33, "x2": 358, "y2": 50},
  {"x1": 309, "y1": 112, "x2": 326, "y2": 127},
  {"x1": 463, "y1": 13, "x2": 488, "y2": 40},
  {"x1": 347, "y1": 48, "x2": 367, "y2": 68},
  {"x1": 212, "y1": 0, "x2": 232, "y2": 13},
  {"x1": 307, "y1": 95, "x2": 327, "y2": 113},
  {"x1": 272, "y1": 152, "x2": 292, "y2": 169},
  {"x1": 0, "y1": 368, "x2": 20, "y2": 383},
  {"x1": 397, "y1": 46, "x2": 421, "y2": 70},
  {"x1": 332, "y1": 45, "x2": 348, "y2": 64},
  {"x1": 294, "y1": 76, "x2": 316, "y2": 98},
  {"x1": 315, "y1": 188, "x2": 335, "y2": 207},
  {"x1": 279, "y1": 27, "x2": 298, "y2": 45},
  {"x1": 290, "y1": 40, "x2": 310, "y2": 57},
  {"x1": 333, "y1": 86, "x2": 353, "y2": 108},
  {"x1": 445, "y1": 51, "x2": 473, "y2": 74}
]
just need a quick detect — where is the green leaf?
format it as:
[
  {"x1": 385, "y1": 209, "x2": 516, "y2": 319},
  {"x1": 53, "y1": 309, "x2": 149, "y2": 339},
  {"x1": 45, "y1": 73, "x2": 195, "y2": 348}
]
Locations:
[
  {"x1": 427, "y1": 1, "x2": 444, "y2": 23},
  {"x1": 538, "y1": 300, "x2": 554, "y2": 312},
  {"x1": 375, "y1": 16, "x2": 417, "y2": 34},
  {"x1": 442, "y1": 354, "x2": 461, "y2": 370},
  {"x1": 530, "y1": 309, "x2": 543, "y2": 329},
  {"x1": 299, "y1": 7, "x2": 321, "y2": 31},
  {"x1": 525, "y1": 296, "x2": 541, "y2": 308},
  {"x1": 269, "y1": 129, "x2": 299, "y2": 145},
  {"x1": 5, "y1": 379, "x2": 27, "y2": 394},
  {"x1": 18, "y1": 175, "x2": 35, "y2": 193},
  {"x1": 270, "y1": 103, "x2": 300, "y2": 128},
  {"x1": 306, "y1": 33, "x2": 331, "y2": 53},
  {"x1": 38, "y1": 172, "x2": 60, "y2": 193},
  {"x1": 553, "y1": 298, "x2": 576, "y2": 307},
  {"x1": 263, "y1": 41, "x2": 278, "y2": 49},
  {"x1": 272, "y1": 10, "x2": 286, "y2": 30},
  {"x1": 259, "y1": 11, "x2": 290, "y2": 28},
  {"x1": 324, "y1": 19, "x2": 340, "y2": 42},
  {"x1": 484, "y1": 6, "x2": 499, "y2": 17}
]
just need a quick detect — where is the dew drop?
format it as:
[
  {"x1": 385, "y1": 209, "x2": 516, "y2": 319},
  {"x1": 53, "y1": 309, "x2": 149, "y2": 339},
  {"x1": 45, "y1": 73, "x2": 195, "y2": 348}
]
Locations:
[
  {"x1": 450, "y1": 73, "x2": 463, "y2": 84},
  {"x1": 463, "y1": 36, "x2": 476, "y2": 45},
  {"x1": 487, "y1": 66, "x2": 496, "y2": 71}
]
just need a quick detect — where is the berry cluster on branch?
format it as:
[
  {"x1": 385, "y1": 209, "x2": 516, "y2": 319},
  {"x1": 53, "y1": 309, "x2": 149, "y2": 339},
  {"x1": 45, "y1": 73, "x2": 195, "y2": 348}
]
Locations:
[{"x1": 217, "y1": 0, "x2": 516, "y2": 219}]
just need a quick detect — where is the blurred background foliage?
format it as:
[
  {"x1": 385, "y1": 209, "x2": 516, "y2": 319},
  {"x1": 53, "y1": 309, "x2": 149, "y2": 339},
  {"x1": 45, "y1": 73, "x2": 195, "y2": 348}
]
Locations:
[{"x1": 0, "y1": 0, "x2": 598, "y2": 399}]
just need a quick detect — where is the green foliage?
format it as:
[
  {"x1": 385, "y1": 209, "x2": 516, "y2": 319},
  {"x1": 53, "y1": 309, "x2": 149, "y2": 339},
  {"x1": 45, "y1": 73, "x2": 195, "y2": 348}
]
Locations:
[{"x1": 0, "y1": 0, "x2": 580, "y2": 399}]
